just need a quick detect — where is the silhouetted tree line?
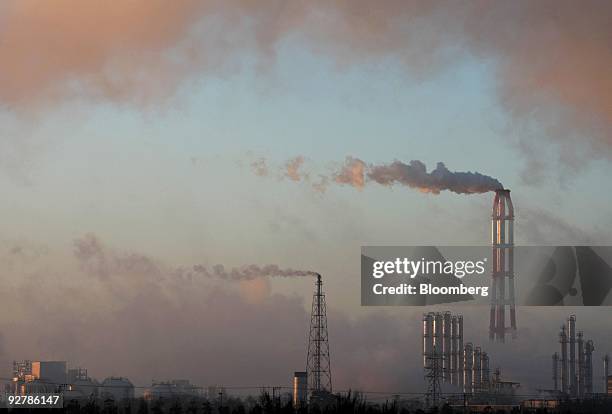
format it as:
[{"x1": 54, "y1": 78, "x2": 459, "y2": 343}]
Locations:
[{"x1": 12, "y1": 391, "x2": 612, "y2": 414}]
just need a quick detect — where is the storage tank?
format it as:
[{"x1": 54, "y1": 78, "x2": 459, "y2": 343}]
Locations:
[
  {"x1": 293, "y1": 372, "x2": 308, "y2": 408},
  {"x1": 101, "y1": 377, "x2": 134, "y2": 401}
]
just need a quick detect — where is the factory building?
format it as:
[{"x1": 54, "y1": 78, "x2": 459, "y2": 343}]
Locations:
[
  {"x1": 65, "y1": 368, "x2": 99, "y2": 400},
  {"x1": 10, "y1": 360, "x2": 66, "y2": 395},
  {"x1": 552, "y1": 315, "x2": 595, "y2": 397},
  {"x1": 144, "y1": 380, "x2": 200, "y2": 400}
]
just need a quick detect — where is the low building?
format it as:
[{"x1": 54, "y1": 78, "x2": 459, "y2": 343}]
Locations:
[{"x1": 100, "y1": 377, "x2": 134, "y2": 402}]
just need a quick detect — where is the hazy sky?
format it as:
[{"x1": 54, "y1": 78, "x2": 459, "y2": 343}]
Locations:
[{"x1": 0, "y1": 0, "x2": 611, "y2": 396}]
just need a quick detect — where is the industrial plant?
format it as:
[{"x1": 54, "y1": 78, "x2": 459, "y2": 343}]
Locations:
[
  {"x1": 552, "y1": 315, "x2": 595, "y2": 397},
  {"x1": 422, "y1": 311, "x2": 520, "y2": 409},
  {"x1": 2, "y1": 192, "x2": 612, "y2": 413}
]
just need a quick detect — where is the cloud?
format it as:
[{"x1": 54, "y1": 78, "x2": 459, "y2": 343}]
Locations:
[
  {"x1": 1, "y1": 1, "x2": 609, "y2": 161},
  {"x1": 250, "y1": 158, "x2": 269, "y2": 177},
  {"x1": 284, "y1": 156, "x2": 306, "y2": 182}
]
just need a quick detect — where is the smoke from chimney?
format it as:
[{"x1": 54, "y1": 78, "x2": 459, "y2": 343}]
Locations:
[
  {"x1": 188, "y1": 264, "x2": 317, "y2": 280},
  {"x1": 254, "y1": 156, "x2": 503, "y2": 195},
  {"x1": 75, "y1": 234, "x2": 316, "y2": 282}
]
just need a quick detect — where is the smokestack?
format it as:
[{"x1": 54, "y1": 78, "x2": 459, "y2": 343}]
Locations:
[
  {"x1": 560, "y1": 325, "x2": 568, "y2": 394},
  {"x1": 553, "y1": 352, "x2": 559, "y2": 392},
  {"x1": 578, "y1": 331, "x2": 585, "y2": 397},
  {"x1": 464, "y1": 343, "x2": 473, "y2": 394},
  {"x1": 568, "y1": 315, "x2": 577, "y2": 396},
  {"x1": 490, "y1": 189, "x2": 516, "y2": 343}
]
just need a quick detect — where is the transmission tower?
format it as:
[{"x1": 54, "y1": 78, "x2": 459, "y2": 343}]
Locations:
[
  {"x1": 307, "y1": 273, "x2": 332, "y2": 394},
  {"x1": 425, "y1": 350, "x2": 443, "y2": 408}
]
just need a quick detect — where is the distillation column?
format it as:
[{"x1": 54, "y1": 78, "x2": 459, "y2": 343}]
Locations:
[
  {"x1": 578, "y1": 331, "x2": 585, "y2": 397},
  {"x1": 442, "y1": 312, "x2": 452, "y2": 383},
  {"x1": 423, "y1": 313, "x2": 434, "y2": 369},
  {"x1": 473, "y1": 347, "x2": 482, "y2": 394},
  {"x1": 553, "y1": 353, "x2": 559, "y2": 392},
  {"x1": 560, "y1": 325, "x2": 568, "y2": 394},
  {"x1": 585, "y1": 340, "x2": 594, "y2": 395},
  {"x1": 458, "y1": 316, "x2": 464, "y2": 390},
  {"x1": 481, "y1": 352, "x2": 490, "y2": 392},
  {"x1": 464, "y1": 343, "x2": 473, "y2": 394},
  {"x1": 451, "y1": 315, "x2": 459, "y2": 386},
  {"x1": 568, "y1": 315, "x2": 576, "y2": 396},
  {"x1": 490, "y1": 189, "x2": 517, "y2": 342},
  {"x1": 604, "y1": 355, "x2": 610, "y2": 394}
]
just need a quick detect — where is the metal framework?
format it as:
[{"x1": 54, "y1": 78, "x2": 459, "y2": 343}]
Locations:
[
  {"x1": 423, "y1": 312, "x2": 464, "y2": 388},
  {"x1": 490, "y1": 189, "x2": 517, "y2": 342},
  {"x1": 306, "y1": 274, "x2": 332, "y2": 394},
  {"x1": 425, "y1": 350, "x2": 443, "y2": 407},
  {"x1": 555, "y1": 315, "x2": 595, "y2": 397}
]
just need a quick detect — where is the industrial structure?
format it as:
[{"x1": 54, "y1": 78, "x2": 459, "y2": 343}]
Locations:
[
  {"x1": 292, "y1": 372, "x2": 308, "y2": 408},
  {"x1": 552, "y1": 315, "x2": 595, "y2": 397},
  {"x1": 422, "y1": 312, "x2": 464, "y2": 390},
  {"x1": 422, "y1": 312, "x2": 501, "y2": 397},
  {"x1": 490, "y1": 189, "x2": 517, "y2": 342},
  {"x1": 144, "y1": 380, "x2": 200, "y2": 400},
  {"x1": 306, "y1": 274, "x2": 332, "y2": 399},
  {"x1": 7, "y1": 360, "x2": 137, "y2": 403},
  {"x1": 423, "y1": 312, "x2": 520, "y2": 409},
  {"x1": 10, "y1": 360, "x2": 67, "y2": 394}
]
